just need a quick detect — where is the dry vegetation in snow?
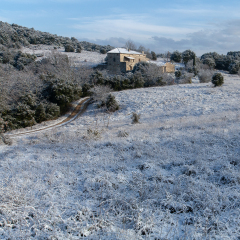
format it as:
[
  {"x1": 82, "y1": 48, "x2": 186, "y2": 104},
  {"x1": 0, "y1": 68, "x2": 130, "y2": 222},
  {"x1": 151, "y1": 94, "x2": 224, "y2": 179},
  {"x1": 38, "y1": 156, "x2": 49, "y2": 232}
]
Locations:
[{"x1": 1, "y1": 73, "x2": 240, "y2": 239}]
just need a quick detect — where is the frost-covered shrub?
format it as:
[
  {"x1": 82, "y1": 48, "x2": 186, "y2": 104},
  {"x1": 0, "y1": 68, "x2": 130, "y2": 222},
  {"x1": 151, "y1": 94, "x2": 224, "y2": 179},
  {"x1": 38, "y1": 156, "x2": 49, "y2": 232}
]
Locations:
[
  {"x1": 46, "y1": 79, "x2": 82, "y2": 113},
  {"x1": 175, "y1": 70, "x2": 182, "y2": 78},
  {"x1": 45, "y1": 102, "x2": 60, "y2": 119},
  {"x1": 130, "y1": 72, "x2": 144, "y2": 88},
  {"x1": 179, "y1": 72, "x2": 193, "y2": 84},
  {"x1": 118, "y1": 130, "x2": 129, "y2": 137},
  {"x1": 229, "y1": 61, "x2": 240, "y2": 74},
  {"x1": 90, "y1": 85, "x2": 112, "y2": 109},
  {"x1": 212, "y1": 72, "x2": 224, "y2": 87},
  {"x1": 82, "y1": 83, "x2": 93, "y2": 97},
  {"x1": 0, "y1": 116, "x2": 6, "y2": 134},
  {"x1": 76, "y1": 47, "x2": 81, "y2": 53},
  {"x1": 106, "y1": 94, "x2": 119, "y2": 112},
  {"x1": 1, "y1": 135, "x2": 12, "y2": 145},
  {"x1": 0, "y1": 49, "x2": 36, "y2": 70},
  {"x1": 100, "y1": 49, "x2": 107, "y2": 54},
  {"x1": 198, "y1": 70, "x2": 214, "y2": 83},
  {"x1": 131, "y1": 112, "x2": 140, "y2": 124},
  {"x1": 35, "y1": 103, "x2": 46, "y2": 123},
  {"x1": 90, "y1": 70, "x2": 105, "y2": 85},
  {"x1": 64, "y1": 44, "x2": 75, "y2": 52},
  {"x1": 86, "y1": 128, "x2": 101, "y2": 139},
  {"x1": 202, "y1": 57, "x2": 216, "y2": 69}
]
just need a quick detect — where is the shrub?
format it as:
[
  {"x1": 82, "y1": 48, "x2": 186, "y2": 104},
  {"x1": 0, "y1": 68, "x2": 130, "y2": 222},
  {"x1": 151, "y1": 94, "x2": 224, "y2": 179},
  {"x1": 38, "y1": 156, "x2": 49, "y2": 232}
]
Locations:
[
  {"x1": 45, "y1": 103, "x2": 60, "y2": 119},
  {"x1": 90, "y1": 85, "x2": 112, "y2": 107},
  {"x1": 76, "y1": 48, "x2": 81, "y2": 53},
  {"x1": 15, "y1": 103, "x2": 36, "y2": 128},
  {"x1": 202, "y1": 58, "x2": 216, "y2": 69},
  {"x1": 131, "y1": 112, "x2": 140, "y2": 124},
  {"x1": 106, "y1": 94, "x2": 119, "y2": 112},
  {"x1": 46, "y1": 79, "x2": 82, "y2": 113},
  {"x1": 86, "y1": 128, "x2": 101, "y2": 140},
  {"x1": 1, "y1": 135, "x2": 12, "y2": 145},
  {"x1": 198, "y1": 70, "x2": 214, "y2": 83},
  {"x1": 175, "y1": 70, "x2": 182, "y2": 78},
  {"x1": 64, "y1": 44, "x2": 75, "y2": 52},
  {"x1": 100, "y1": 49, "x2": 107, "y2": 54},
  {"x1": 179, "y1": 72, "x2": 193, "y2": 84},
  {"x1": 131, "y1": 72, "x2": 144, "y2": 88},
  {"x1": 229, "y1": 61, "x2": 240, "y2": 74},
  {"x1": 212, "y1": 72, "x2": 224, "y2": 87},
  {"x1": 187, "y1": 66, "x2": 199, "y2": 76},
  {"x1": 0, "y1": 116, "x2": 6, "y2": 134},
  {"x1": 118, "y1": 130, "x2": 129, "y2": 137},
  {"x1": 82, "y1": 83, "x2": 92, "y2": 97},
  {"x1": 35, "y1": 103, "x2": 46, "y2": 123}
]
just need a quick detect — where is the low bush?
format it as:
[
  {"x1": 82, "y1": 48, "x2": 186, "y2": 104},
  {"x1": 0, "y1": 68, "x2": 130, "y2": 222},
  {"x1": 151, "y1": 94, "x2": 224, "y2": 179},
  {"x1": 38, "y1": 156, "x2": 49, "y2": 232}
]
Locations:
[
  {"x1": 178, "y1": 72, "x2": 193, "y2": 84},
  {"x1": 118, "y1": 130, "x2": 129, "y2": 137},
  {"x1": 76, "y1": 48, "x2": 81, "y2": 53},
  {"x1": 198, "y1": 70, "x2": 214, "y2": 83},
  {"x1": 202, "y1": 57, "x2": 216, "y2": 69},
  {"x1": 64, "y1": 44, "x2": 75, "y2": 52},
  {"x1": 212, "y1": 72, "x2": 224, "y2": 87},
  {"x1": 100, "y1": 49, "x2": 107, "y2": 54},
  {"x1": 106, "y1": 94, "x2": 119, "y2": 112},
  {"x1": 229, "y1": 61, "x2": 240, "y2": 74},
  {"x1": 131, "y1": 112, "x2": 140, "y2": 124},
  {"x1": 175, "y1": 70, "x2": 182, "y2": 78}
]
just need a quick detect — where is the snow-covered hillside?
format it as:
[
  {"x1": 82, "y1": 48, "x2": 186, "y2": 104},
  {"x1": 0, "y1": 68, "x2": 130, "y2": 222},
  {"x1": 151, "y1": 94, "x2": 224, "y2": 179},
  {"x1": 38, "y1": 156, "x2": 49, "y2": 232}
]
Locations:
[
  {"x1": 1, "y1": 74, "x2": 240, "y2": 239},
  {"x1": 21, "y1": 45, "x2": 107, "y2": 67}
]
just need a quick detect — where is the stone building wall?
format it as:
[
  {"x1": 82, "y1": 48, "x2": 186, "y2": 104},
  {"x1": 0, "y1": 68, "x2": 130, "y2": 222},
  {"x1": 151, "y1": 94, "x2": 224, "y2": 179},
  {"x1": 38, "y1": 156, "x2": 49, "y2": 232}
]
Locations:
[
  {"x1": 165, "y1": 62, "x2": 175, "y2": 73},
  {"x1": 107, "y1": 53, "x2": 121, "y2": 74}
]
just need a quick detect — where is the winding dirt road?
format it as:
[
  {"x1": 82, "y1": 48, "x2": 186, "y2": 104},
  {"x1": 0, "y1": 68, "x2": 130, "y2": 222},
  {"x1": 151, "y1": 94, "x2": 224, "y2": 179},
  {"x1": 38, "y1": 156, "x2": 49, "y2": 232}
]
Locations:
[{"x1": 7, "y1": 97, "x2": 90, "y2": 137}]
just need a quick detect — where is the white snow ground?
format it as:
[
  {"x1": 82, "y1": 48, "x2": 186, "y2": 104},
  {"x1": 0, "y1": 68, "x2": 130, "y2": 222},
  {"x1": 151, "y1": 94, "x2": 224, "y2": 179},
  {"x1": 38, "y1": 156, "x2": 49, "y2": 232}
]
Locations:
[
  {"x1": 1, "y1": 73, "x2": 240, "y2": 239},
  {"x1": 21, "y1": 45, "x2": 107, "y2": 68}
]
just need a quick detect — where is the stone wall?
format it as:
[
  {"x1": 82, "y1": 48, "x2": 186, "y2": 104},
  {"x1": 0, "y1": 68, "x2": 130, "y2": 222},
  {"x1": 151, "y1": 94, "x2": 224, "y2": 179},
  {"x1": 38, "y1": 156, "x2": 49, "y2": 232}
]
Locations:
[
  {"x1": 165, "y1": 62, "x2": 175, "y2": 73},
  {"x1": 107, "y1": 53, "x2": 121, "y2": 74}
]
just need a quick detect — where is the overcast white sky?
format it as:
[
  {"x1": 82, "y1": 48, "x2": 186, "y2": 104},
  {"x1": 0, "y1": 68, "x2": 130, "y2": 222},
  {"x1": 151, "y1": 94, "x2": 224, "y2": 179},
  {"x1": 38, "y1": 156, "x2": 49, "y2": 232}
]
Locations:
[{"x1": 1, "y1": 0, "x2": 240, "y2": 55}]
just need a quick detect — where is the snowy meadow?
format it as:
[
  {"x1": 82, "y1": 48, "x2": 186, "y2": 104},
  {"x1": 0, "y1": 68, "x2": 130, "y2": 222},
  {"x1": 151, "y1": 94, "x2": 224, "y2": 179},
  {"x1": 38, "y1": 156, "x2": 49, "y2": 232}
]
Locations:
[{"x1": 1, "y1": 73, "x2": 240, "y2": 239}]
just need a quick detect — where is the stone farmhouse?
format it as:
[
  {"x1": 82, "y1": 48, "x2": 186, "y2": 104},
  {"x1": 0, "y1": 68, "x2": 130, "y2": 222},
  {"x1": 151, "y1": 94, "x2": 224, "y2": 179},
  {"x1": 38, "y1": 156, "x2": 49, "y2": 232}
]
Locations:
[
  {"x1": 107, "y1": 48, "x2": 175, "y2": 74},
  {"x1": 107, "y1": 48, "x2": 148, "y2": 74}
]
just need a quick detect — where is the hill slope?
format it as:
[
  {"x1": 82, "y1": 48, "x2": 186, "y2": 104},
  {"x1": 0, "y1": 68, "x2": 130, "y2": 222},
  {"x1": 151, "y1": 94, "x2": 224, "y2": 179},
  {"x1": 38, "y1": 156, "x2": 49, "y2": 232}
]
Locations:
[
  {"x1": 1, "y1": 74, "x2": 240, "y2": 239},
  {"x1": 0, "y1": 21, "x2": 114, "y2": 52}
]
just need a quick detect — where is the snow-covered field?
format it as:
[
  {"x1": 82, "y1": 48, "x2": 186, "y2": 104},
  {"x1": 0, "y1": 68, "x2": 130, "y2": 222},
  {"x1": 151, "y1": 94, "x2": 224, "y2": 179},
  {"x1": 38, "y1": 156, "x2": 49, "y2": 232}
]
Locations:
[
  {"x1": 21, "y1": 45, "x2": 107, "y2": 67},
  {"x1": 1, "y1": 73, "x2": 240, "y2": 239}
]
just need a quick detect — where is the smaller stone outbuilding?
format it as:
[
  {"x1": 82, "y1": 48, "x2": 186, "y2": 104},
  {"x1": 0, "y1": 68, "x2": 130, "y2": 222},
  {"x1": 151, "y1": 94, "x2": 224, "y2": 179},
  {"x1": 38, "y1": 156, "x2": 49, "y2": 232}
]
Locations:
[
  {"x1": 162, "y1": 62, "x2": 175, "y2": 73},
  {"x1": 107, "y1": 48, "x2": 149, "y2": 74}
]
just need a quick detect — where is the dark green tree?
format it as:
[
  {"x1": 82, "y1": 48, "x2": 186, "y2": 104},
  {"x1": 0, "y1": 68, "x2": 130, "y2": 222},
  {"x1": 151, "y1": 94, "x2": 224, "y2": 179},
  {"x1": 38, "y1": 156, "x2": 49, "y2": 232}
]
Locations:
[
  {"x1": 171, "y1": 51, "x2": 182, "y2": 62},
  {"x1": 151, "y1": 51, "x2": 157, "y2": 60},
  {"x1": 182, "y1": 50, "x2": 196, "y2": 66}
]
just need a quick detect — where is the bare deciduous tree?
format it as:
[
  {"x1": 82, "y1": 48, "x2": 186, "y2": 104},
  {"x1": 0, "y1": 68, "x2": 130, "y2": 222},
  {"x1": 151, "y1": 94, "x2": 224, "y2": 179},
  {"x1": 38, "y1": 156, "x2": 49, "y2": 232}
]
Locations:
[{"x1": 125, "y1": 40, "x2": 136, "y2": 51}]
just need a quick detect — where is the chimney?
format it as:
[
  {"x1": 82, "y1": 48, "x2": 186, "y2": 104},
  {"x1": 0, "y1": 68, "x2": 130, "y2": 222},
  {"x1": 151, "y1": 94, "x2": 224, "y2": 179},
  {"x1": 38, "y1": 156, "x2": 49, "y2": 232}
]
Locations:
[
  {"x1": 128, "y1": 48, "x2": 130, "y2": 52},
  {"x1": 142, "y1": 51, "x2": 144, "y2": 54}
]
